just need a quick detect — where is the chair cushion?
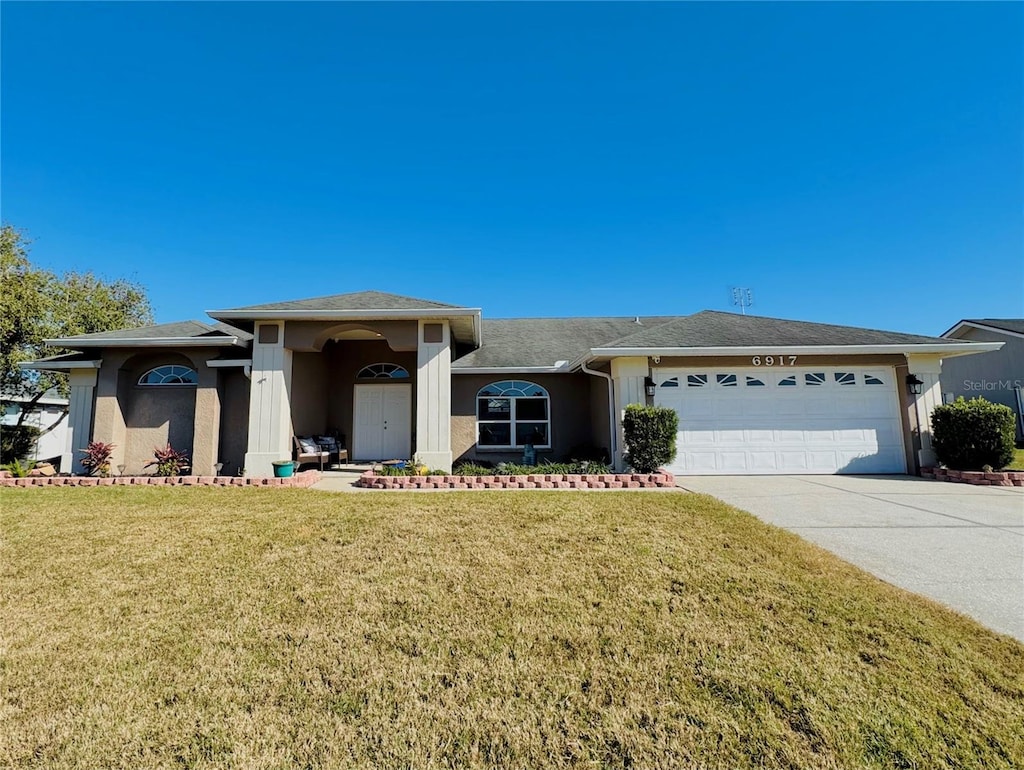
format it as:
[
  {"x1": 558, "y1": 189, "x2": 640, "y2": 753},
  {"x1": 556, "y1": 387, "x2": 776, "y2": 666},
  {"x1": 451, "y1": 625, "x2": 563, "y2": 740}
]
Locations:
[
  {"x1": 316, "y1": 436, "x2": 338, "y2": 451},
  {"x1": 298, "y1": 437, "x2": 320, "y2": 454}
]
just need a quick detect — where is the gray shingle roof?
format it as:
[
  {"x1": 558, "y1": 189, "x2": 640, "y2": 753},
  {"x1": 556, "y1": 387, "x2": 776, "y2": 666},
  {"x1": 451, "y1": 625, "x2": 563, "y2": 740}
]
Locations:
[
  {"x1": 453, "y1": 317, "x2": 678, "y2": 368},
  {"x1": 51, "y1": 320, "x2": 252, "y2": 343},
  {"x1": 213, "y1": 290, "x2": 470, "y2": 314},
  {"x1": 598, "y1": 310, "x2": 956, "y2": 349},
  {"x1": 963, "y1": 319, "x2": 1024, "y2": 335}
]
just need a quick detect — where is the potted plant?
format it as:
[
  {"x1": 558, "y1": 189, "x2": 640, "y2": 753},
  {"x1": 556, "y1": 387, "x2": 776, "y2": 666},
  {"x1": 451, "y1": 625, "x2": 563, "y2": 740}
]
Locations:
[{"x1": 272, "y1": 459, "x2": 295, "y2": 478}]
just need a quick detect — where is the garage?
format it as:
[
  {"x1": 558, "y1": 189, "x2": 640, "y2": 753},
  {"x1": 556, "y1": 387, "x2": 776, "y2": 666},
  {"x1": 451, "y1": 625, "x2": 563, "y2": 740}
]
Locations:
[{"x1": 654, "y1": 366, "x2": 906, "y2": 475}]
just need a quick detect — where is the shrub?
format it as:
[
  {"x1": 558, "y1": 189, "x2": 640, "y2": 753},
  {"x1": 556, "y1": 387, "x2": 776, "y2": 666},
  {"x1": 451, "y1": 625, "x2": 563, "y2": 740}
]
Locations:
[
  {"x1": 931, "y1": 397, "x2": 1015, "y2": 471},
  {"x1": 79, "y1": 441, "x2": 115, "y2": 477},
  {"x1": 0, "y1": 423, "x2": 40, "y2": 464},
  {"x1": 146, "y1": 444, "x2": 191, "y2": 477},
  {"x1": 452, "y1": 463, "x2": 494, "y2": 476},
  {"x1": 3, "y1": 458, "x2": 31, "y2": 478},
  {"x1": 622, "y1": 404, "x2": 678, "y2": 474}
]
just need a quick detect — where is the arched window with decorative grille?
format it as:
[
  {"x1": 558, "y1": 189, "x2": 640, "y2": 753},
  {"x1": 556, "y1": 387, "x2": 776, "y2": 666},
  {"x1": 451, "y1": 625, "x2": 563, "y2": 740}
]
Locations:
[
  {"x1": 138, "y1": 365, "x2": 198, "y2": 386},
  {"x1": 476, "y1": 380, "x2": 550, "y2": 448},
  {"x1": 356, "y1": 363, "x2": 410, "y2": 380}
]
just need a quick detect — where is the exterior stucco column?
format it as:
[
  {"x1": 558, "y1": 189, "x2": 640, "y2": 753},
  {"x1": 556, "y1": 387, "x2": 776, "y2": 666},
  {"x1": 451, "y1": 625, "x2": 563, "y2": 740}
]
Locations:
[
  {"x1": 906, "y1": 354, "x2": 944, "y2": 470},
  {"x1": 62, "y1": 368, "x2": 98, "y2": 474},
  {"x1": 191, "y1": 361, "x2": 221, "y2": 476},
  {"x1": 244, "y1": 322, "x2": 293, "y2": 477},
  {"x1": 415, "y1": 320, "x2": 452, "y2": 472},
  {"x1": 611, "y1": 356, "x2": 648, "y2": 471},
  {"x1": 92, "y1": 352, "x2": 128, "y2": 471}
]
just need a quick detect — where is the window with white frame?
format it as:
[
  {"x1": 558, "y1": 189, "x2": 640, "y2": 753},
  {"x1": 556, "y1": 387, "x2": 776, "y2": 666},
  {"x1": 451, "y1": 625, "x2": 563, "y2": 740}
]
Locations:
[
  {"x1": 476, "y1": 380, "x2": 550, "y2": 448},
  {"x1": 138, "y1": 365, "x2": 197, "y2": 385},
  {"x1": 356, "y1": 363, "x2": 409, "y2": 379}
]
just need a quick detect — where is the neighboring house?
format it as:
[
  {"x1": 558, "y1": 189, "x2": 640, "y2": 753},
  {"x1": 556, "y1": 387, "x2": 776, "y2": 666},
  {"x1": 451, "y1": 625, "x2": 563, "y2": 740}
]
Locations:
[
  {"x1": 940, "y1": 319, "x2": 1024, "y2": 438},
  {"x1": 21, "y1": 290, "x2": 1000, "y2": 477},
  {"x1": 1, "y1": 389, "x2": 70, "y2": 466}
]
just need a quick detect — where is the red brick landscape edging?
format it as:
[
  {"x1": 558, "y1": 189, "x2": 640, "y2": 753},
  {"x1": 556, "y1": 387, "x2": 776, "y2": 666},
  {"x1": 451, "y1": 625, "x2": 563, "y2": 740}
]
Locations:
[
  {"x1": 920, "y1": 467, "x2": 1023, "y2": 487},
  {"x1": 0, "y1": 470, "x2": 322, "y2": 488},
  {"x1": 355, "y1": 470, "x2": 675, "y2": 490}
]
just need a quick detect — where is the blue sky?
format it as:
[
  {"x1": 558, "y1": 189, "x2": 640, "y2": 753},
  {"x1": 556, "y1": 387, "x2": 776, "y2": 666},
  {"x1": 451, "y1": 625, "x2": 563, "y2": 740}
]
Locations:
[{"x1": 2, "y1": 2, "x2": 1021, "y2": 336}]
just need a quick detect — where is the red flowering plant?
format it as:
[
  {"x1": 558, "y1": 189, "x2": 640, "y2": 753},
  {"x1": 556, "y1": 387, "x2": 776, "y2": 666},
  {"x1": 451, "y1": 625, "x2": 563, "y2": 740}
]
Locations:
[
  {"x1": 146, "y1": 444, "x2": 191, "y2": 477},
  {"x1": 79, "y1": 441, "x2": 115, "y2": 477}
]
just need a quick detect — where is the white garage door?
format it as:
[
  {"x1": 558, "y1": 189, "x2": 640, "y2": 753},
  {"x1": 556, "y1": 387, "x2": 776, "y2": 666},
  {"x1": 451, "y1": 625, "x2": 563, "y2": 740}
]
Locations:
[{"x1": 654, "y1": 367, "x2": 906, "y2": 475}]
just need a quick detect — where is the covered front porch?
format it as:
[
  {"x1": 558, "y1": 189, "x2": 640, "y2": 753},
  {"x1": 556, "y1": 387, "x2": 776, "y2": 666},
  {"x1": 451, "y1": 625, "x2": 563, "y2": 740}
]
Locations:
[{"x1": 205, "y1": 295, "x2": 481, "y2": 477}]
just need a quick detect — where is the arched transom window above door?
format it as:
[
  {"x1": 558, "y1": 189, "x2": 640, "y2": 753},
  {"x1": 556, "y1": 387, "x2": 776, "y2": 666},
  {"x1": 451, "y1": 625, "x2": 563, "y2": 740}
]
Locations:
[
  {"x1": 476, "y1": 380, "x2": 550, "y2": 449},
  {"x1": 356, "y1": 363, "x2": 410, "y2": 379},
  {"x1": 138, "y1": 365, "x2": 198, "y2": 385}
]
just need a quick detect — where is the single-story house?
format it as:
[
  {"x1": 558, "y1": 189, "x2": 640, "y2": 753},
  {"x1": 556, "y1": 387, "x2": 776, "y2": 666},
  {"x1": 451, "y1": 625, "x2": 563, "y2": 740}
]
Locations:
[
  {"x1": 940, "y1": 318, "x2": 1024, "y2": 439},
  {"x1": 22, "y1": 290, "x2": 1001, "y2": 478},
  {"x1": 1, "y1": 389, "x2": 69, "y2": 467}
]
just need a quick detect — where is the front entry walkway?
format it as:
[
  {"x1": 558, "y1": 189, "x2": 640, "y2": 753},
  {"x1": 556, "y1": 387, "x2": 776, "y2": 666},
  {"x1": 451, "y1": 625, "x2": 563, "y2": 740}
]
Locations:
[{"x1": 675, "y1": 475, "x2": 1024, "y2": 642}]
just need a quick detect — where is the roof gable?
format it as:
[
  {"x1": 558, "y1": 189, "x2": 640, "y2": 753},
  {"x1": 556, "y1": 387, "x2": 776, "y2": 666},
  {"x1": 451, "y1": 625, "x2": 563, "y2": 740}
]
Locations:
[
  {"x1": 211, "y1": 290, "x2": 469, "y2": 314},
  {"x1": 44, "y1": 320, "x2": 251, "y2": 348},
  {"x1": 943, "y1": 319, "x2": 1024, "y2": 339}
]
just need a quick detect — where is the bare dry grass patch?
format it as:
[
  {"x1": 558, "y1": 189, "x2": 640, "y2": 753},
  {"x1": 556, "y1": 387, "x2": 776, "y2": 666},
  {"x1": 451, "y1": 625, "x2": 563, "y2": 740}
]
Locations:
[{"x1": 1, "y1": 487, "x2": 1022, "y2": 768}]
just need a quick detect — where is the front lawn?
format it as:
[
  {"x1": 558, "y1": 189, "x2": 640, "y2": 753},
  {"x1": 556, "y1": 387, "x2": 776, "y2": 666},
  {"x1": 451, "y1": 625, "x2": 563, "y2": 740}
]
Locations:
[
  {"x1": 2, "y1": 488, "x2": 1022, "y2": 769},
  {"x1": 1008, "y1": 447, "x2": 1024, "y2": 470}
]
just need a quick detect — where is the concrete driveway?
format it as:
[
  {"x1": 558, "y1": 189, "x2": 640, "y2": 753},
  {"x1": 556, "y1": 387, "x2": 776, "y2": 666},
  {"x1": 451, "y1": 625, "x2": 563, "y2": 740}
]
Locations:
[{"x1": 675, "y1": 475, "x2": 1024, "y2": 642}]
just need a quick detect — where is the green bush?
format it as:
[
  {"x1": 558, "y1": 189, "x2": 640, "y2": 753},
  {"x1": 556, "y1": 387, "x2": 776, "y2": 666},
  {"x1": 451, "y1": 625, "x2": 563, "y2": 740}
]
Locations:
[
  {"x1": 0, "y1": 423, "x2": 40, "y2": 464},
  {"x1": 622, "y1": 404, "x2": 678, "y2": 473},
  {"x1": 931, "y1": 397, "x2": 1015, "y2": 470}
]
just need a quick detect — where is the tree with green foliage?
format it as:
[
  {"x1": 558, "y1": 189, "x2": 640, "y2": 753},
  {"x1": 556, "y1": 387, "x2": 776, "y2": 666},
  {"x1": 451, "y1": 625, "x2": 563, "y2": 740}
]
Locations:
[
  {"x1": 931, "y1": 396, "x2": 1016, "y2": 471},
  {"x1": 1, "y1": 225, "x2": 153, "y2": 459}
]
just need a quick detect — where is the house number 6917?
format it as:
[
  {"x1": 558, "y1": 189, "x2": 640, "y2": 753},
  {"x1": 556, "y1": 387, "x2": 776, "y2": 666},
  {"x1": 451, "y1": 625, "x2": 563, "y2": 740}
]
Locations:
[{"x1": 751, "y1": 355, "x2": 798, "y2": 366}]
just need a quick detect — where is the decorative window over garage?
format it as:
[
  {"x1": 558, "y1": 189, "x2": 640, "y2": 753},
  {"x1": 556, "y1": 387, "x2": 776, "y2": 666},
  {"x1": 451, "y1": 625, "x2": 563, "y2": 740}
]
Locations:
[
  {"x1": 477, "y1": 380, "x2": 550, "y2": 449},
  {"x1": 778, "y1": 375, "x2": 797, "y2": 387},
  {"x1": 835, "y1": 372, "x2": 856, "y2": 386},
  {"x1": 357, "y1": 363, "x2": 410, "y2": 379},
  {"x1": 687, "y1": 374, "x2": 708, "y2": 388},
  {"x1": 804, "y1": 372, "x2": 827, "y2": 386},
  {"x1": 745, "y1": 376, "x2": 766, "y2": 387},
  {"x1": 864, "y1": 374, "x2": 885, "y2": 385},
  {"x1": 716, "y1": 374, "x2": 738, "y2": 387},
  {"x1": 660, "y1": 377, "x2": 679, "y2": 388},
  {"x1": 138, "y1": 365, "x2": 197, "y2": 386}
]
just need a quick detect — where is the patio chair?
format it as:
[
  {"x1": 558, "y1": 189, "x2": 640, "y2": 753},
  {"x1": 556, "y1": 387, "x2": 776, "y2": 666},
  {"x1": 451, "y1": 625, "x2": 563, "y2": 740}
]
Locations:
[
  {"x1": 293, "y1": 436, "x2": 329, "y2": 471},
  {"x1": 315, "y1": 434, "x2": 348, "y2": 466}
]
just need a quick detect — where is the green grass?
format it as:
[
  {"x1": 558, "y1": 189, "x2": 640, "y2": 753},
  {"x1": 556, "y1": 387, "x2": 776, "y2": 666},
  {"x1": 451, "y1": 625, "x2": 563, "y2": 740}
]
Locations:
[
  {"x1": 2, "y1": 488, "x2": 1022, "y2": 769},
  {"x1": 1007, "y1": 447, "x2": 1024, "y2": 470}
]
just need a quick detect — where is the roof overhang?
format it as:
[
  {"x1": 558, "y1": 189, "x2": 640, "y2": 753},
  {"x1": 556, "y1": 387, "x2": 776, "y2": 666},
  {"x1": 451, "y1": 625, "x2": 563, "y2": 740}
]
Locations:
[
  {"x1": 206, "y1": 358, "x2": 253, "y2": 368},
  {"x1": 941, "y1": 320, "x2": 1024, "y2": 340},
  {"x1": 19, "y1": 358, "x2": 103, "y2": 372},
  {"x1": 43, "y1": 336, "x2": 240, "y2": 349},
  {"x1": 207, "y1": 307, "x2": 482, "y2": 346},
  {"x1": 453, "y1": 364, "x2": 573, "y2": 375},
  {"x1": 578, "y1": 342, "x2": 1004, "y2": 367}
]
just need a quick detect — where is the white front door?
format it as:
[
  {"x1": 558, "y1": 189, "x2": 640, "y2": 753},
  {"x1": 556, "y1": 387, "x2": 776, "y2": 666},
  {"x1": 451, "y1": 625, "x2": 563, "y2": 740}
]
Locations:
[
  {"x1": 654, "y1": 367, "x2": 906, "y2": 475},
  {"x1": 353, "y1": 384, "x2": 412, "y2": 461}
]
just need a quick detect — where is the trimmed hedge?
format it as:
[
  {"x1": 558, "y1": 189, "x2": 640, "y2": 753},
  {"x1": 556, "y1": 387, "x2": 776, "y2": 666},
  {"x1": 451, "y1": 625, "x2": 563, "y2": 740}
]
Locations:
[
  {"x1": 931, "y1": 396, "x2": 1015, "y2": 471},
  {"x1": 622, "y1": 404, "x2": 678, "y2": 474}
]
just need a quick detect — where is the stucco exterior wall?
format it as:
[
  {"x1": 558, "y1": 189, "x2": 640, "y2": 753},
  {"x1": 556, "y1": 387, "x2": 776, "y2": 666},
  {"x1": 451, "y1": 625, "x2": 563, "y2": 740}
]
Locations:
[
  {"x1": 120, "y1": 352, "x2": 199, "y2": 474},
  {"x1": 940, "y1": 328, "x2": 1023, "y2": 435},
  {"x1": 451, "y1": 373, "x2": 600, "y2": 465},
  {"x1": 218, "y1": 369, "x2": 250, "y2": 476},
  {"x1": 284, "y1": 320, "x2": 419, "y2": 353}
]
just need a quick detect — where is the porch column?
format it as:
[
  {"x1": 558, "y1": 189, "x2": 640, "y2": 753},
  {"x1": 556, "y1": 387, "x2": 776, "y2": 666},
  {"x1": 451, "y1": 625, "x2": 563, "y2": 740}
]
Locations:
[
  {"x1": 906, "y1": 354, "x2": 944, "y2": 470},
  {"x1": 191, "y1": 360, "x2": 221, "y2": 476},
  {"x1": 62, "y1": 368, "x2": 98, "y2": 475},
  {"x1": 244, "y1": 322, "x2": 293, "y2": 477},
  {"x1": 611, "y1": 357, "x2": 648, "y2": 471},
  {"x1": 92, "y1": 353, "x2": 128, "y2": 472},
  {"x1": 415, "y1": 320, "x2": 452, "y2": 471}
]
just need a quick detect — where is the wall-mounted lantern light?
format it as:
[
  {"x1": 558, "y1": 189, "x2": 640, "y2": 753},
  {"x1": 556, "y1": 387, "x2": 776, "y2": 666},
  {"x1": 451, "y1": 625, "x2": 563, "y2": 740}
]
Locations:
[
  {"x1": 644, "y1": 376, "x2": 656, "y2": 397},
  {"x1": 906, "y1": 374, "x2": 924, "y2": 396}
]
